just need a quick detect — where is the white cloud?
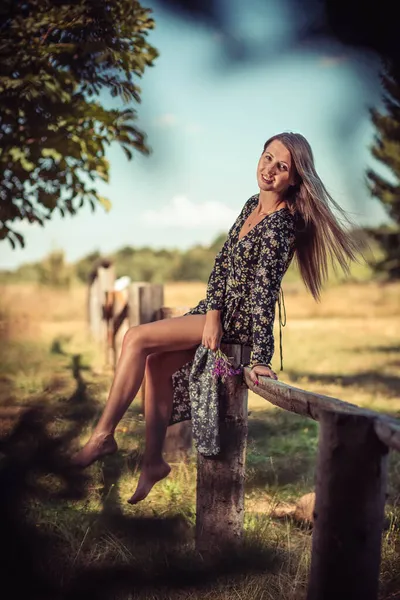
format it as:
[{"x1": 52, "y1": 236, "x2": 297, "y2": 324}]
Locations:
[
  {"x1": 141, "y1": 195, "x2": 237, "y2": 229},
  {"x1": 152, "y1": 114, "x2": 204, "y2": 135},
  {"x1": 185, "y1": 122, "x2": 203, "y2": 135},
  {"x1": 152, "y1": 113, "x2": 178, "y2": 128}
]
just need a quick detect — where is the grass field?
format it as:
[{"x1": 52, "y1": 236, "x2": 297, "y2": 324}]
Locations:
[{"x1": 0, "y1": 279, "x2": 399, "y2": 599}]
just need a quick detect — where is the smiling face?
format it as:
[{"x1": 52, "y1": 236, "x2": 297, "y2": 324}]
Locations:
[{"x1": 257, "y1": 139, "x2": 296, "y2": 196}]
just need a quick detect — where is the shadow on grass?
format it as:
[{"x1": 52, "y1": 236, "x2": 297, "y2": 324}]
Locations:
[
  {"x1": 286, "y1": 369, "x2": 400, "y2": 400},
  {"x1": 353, "y1": 344, "x2": 400, "y2": 355},
  {"x1": 246, "y1": 401, "x2": 400, "y2": 516},
  {"x1": 246, "y1": 410, "x2": 318, "y2": 493},
  {"x1": 0, "y1": 373, "x2": 16, "y2": 411},
  {"x1": 0, "y1": 350, "x2": 282, "y2": 600}
]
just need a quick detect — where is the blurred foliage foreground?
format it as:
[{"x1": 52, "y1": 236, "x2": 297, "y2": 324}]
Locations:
[{"x1": 0, "y1": 279, "x2": 399, "y2": 599}]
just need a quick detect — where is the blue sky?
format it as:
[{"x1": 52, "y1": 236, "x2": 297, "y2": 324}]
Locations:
[{"x1": 0, "y1": 0, "x2": 388, "y2": 270}]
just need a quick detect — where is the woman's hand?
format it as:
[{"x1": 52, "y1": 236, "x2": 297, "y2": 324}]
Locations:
[
  {"x1": 202, "y1": 311, "x2": 223, "y2": 351},
  {"x1": 249, "y1": 364, "x2": 278, "y2": 385}
]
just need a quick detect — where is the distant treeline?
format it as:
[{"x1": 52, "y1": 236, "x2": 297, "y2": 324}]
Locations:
[
  {"x1": 0, "y1": 232, "x2": 226, "y2": 287},
  {"x1": 0, "y1": 227, "x2": 384, "y2": 287}
]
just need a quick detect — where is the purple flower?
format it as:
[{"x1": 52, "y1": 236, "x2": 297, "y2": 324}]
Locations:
[{"x1": 211, "y1": 349, "x2": 242, "y2": 382}]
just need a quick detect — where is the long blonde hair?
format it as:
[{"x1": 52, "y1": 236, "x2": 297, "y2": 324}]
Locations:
[{"x1": 264, "y1": 132, "x2": 367, "y2": 301}]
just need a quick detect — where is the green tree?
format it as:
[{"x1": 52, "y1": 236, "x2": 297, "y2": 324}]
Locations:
[
  {"x1": 367, "y1": 62, "x2": 400, "y2": 279},
  {"x1": 37, "y1": 249, "x2": 73, "y2": 288},
  {"x1": 171, "y1": 245, "x2": 216, "y2": 281},
  {"x1": 75, "y1": 250, "x2": 102, "y2": 283},
  {"x1": 0, "y1": 0, "x2": 158, "y2": 248},
  {"x1": 208, "y1": 232, "x2": 227, "y2": 255}
]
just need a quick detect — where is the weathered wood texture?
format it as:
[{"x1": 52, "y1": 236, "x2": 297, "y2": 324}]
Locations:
[
  {"x1": 163, "y1": 420, "x2": 194, "y2": 461},
  {"x1": 128, "y1": 282, "x2": 164, "y2": 327},
  {"x1": 196, "y1": 344, "x2": 249, "y2": 553},
  {"x1": 88, "y1": 264, "x2": 115, "y2": 341},
  {"x1": 242, "y1": 366, "x2": 399, "y2": 598},
  {"x1": 244, "y1": 368, "x2": 400, "y2": 452},
  {"x1": 307, "y1": 411, "x2": 388, "y2": 600}
]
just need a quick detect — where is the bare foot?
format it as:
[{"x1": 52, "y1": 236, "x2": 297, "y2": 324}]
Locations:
[
  {"x1": 71, "y1": 432, "x2": 118, "y2": 468},
  {"x1": 128, "y1": 460, "x2": 171, "y2": 505}
]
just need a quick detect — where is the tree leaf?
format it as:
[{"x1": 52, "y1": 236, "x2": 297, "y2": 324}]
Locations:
[{"x1": 98, "y1": 195, "x2": 112, "y2": 212}]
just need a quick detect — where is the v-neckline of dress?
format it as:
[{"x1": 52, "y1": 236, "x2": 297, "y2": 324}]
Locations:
[{"x1": 237, "y1": 205, "x2": 289, "y2": 243}]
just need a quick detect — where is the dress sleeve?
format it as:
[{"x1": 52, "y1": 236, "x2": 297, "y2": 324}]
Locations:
[
  {"x1": 249, "y1": 216, "x2": 295, "y2": 369},
  {"x1": 205, "y1": 237, "x2": 230, "y2": 311}
]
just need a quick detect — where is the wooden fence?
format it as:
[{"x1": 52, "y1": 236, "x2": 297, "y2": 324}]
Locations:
[
  {"x1": 88, "y1": 272, "x2": 399, "y2": 599},
  {"x1": 208, "y1": 342, "x2": 400, "y2": 600}
]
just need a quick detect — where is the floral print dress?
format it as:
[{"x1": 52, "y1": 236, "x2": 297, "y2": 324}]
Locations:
[{"x1": 170, "y1": 193, "x2": 297, "y2": 426}]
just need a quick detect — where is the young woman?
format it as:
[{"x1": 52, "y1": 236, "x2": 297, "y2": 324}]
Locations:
[{"x1": 72, "y1": 132, "x2": 363, "y2": 504}]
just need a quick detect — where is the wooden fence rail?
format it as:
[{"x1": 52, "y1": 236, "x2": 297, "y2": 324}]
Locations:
[
  {"x1": 202, "y1": 344, "x2": 399, "y2": 600},
  {"x1": 243, "y1": 369, "x2": 400, "y2": 451}
]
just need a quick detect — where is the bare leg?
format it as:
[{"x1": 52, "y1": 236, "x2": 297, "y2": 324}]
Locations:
[
  {"x1": 72, "y1": 315, "x2": 204, "y2": 467},
  {"x1": 128, "y1": 348, "x2": 196, "y2": 504}
]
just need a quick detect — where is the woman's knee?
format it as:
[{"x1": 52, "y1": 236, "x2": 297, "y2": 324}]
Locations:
[
  {"x1": 146, "y1": 351, "x2": 168, "y2": 374},
  {"x1": 123, "y1": 325, "x2": 147, "y2": 353}
]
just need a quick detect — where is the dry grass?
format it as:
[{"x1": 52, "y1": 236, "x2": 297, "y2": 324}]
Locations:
[
  {"x1": 1, "y1": 278, "x2": 398, "y2": 328},
  {"x1": 0, "y1": 279, "x2": 399, "y2": 599},
  {"x1": 164, "y1": 282, "x2": 207, "y2": 311},
  {"x1": 0, "y1": 284, "x2": 86, "y2": 345},
  {"x1": 282, "y1": 279, "x2": 400, "y2": 318},
  {"x1": 164, "y1": 279, "x2": 400, "y2": 319}
]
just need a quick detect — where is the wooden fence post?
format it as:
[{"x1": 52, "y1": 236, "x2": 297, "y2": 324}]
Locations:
[
  {"x1": 128, "y1": 283, "x2": 164, "y2": 409},
  {"x1": 88, "y1": 263, "x2": 115, "y2": 341},
  {"x1": 195, "y1": 343, "x2": 249, "y2": 553},
  {"x1": 128, "y1": 282, "x2": 164, "y2": 328},
  {"x1": 307, "y1": 411, "x2": 389, "y2": 600}
]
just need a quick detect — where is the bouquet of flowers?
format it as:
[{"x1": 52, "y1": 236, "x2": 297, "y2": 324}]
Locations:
[{"x1": 211, "y1": 348, "x2": 242, "y2": 382}]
